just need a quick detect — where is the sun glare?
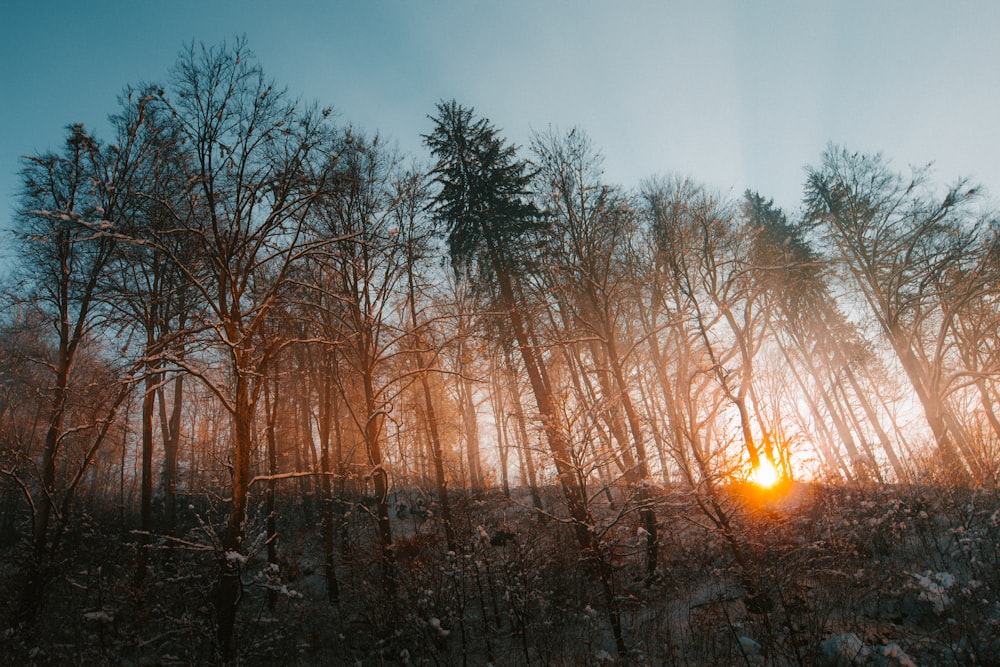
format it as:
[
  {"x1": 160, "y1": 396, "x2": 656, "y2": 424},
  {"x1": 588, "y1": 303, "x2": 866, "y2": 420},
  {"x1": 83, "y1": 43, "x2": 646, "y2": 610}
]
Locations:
[{"x1": 751, "y1": 459, "x2": 780, "y2": 489}]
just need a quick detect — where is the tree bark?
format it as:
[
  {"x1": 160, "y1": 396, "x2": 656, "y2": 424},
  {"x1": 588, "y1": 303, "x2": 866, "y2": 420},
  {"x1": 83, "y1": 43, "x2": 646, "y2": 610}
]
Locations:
[
  {"x1": 216, "y1": 357, "x2": 254, "y2": 658},
  {"x1": 315, "y1": 363, "x2": 340, "y2": 602}
]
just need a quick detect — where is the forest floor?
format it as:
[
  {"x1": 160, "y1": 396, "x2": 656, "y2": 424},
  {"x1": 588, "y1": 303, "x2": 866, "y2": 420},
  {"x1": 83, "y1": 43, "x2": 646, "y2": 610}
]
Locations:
[{"x1": 1, "y1": 479, "x2": 999, "y2": 665}]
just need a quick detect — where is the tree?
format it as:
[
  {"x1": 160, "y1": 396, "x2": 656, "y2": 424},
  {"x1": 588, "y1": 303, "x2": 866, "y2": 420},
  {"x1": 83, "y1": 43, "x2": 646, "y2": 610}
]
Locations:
[
  {"x1": 144, "y1": 39, "x2": 337, "y2": 655},
  {"x1": 532, "y1": 127, "x2": 659, "y2": 579},
  {"x1": 643, "y1": 177, "x2": 770, "y2": 471},
  {"x1": 306, "y1": 131, "x2": 419, "y2": 594},
  {"x1": 745, "y1": 190, "x2": 907, "y2": 480},
  {"x1": 425, "y1": 101, "x2": 626, "y2": 654},
  {"x1": 805, "y1": 146, "x2": 983, "y2": 481},
  {"x1": 96, "y1": 87, "x2": 197, "y2": 586},
  {"x1": 10, "y1": 122, "x2": 136, "y2": 622},
  {"x1": 396, "y1": 170, "x2": 458, "y2": 549}
]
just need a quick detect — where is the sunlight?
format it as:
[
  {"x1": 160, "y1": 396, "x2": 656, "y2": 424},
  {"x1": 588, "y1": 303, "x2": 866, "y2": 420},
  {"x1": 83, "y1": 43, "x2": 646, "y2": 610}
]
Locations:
[{"x1": 751, "y1": 459, "x2": 780, "y2": 489}]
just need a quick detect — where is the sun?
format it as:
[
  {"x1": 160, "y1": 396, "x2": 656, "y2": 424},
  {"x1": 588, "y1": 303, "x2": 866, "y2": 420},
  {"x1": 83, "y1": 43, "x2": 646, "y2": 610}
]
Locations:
[{"x1": 751, "y1": 459, "x2": 780, "y2": 489}]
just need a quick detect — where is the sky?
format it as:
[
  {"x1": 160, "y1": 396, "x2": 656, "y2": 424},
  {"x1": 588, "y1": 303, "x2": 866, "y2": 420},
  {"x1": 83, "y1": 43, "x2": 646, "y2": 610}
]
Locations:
[{"x1": 2, "y1": 0, "x2": 999, "y2": 270}]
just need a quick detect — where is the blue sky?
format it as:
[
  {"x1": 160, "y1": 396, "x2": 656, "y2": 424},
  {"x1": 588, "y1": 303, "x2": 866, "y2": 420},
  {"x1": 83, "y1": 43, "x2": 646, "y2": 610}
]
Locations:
[{"x1": 2, "y1": 0, "x2": 999, "y2": 269}]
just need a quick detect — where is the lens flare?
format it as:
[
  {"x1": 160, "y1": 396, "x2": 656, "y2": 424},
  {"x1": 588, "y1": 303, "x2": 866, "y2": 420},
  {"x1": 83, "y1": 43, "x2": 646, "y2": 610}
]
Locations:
[{"x1": 751, "y1": 459, "x2": 780, "y2": 488}]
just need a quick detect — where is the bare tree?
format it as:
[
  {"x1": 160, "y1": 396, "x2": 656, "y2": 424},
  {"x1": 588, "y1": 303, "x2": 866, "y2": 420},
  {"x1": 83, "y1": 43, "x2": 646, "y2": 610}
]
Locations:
[
  {"x1": 805, "y1": 146, "x2": 984, "y2": 481},
  {"x1": 397, "y1": 170, "x2": 458, "y2": 550},
  {"x1": 532, "y1": 127, "x2": 659, "y2": 579},
  {"x1": 425, "y1": 101, "x2": 627, "y2": 654},
  {"x1": 141, "y1": 39, "x2": 337, "y2": 655},
  {"x1": 642, "y1": 177, "x2": 771, "y2": 471},
  {"x1": 10, "y1": 122, "x2": 136, "y2": 622},
  {"x1": 307, "y1": 131, "x2": 420, "y2": 594}
]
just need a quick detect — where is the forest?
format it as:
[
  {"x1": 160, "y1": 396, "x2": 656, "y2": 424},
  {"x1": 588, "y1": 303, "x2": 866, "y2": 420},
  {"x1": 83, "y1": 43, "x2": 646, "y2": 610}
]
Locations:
[{"x1": 2, "y1": 39, "x2": 1000, "y2": 665}]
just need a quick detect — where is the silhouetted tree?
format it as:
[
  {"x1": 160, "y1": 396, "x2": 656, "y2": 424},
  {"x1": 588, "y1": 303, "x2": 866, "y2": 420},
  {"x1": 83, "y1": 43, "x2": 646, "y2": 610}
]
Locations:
[
  {"x1": 805, "y1": 146, "x2": 983, "y2": 482},
  {"x1": 11, "y1": 122, "x2": 133, "y2": 622},
  {"x1": 425, "y1": 101, "x2": 626, "y2": 654},
  {"x1": 150, "y1": 38, "x2": 337, "y2": 655}
]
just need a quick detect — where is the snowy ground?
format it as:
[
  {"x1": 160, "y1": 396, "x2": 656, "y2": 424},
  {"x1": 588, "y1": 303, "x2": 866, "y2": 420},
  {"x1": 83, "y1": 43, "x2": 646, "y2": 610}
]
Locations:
[{"x1": 2, "y1": 481, "x2": 999, "y2": 665}]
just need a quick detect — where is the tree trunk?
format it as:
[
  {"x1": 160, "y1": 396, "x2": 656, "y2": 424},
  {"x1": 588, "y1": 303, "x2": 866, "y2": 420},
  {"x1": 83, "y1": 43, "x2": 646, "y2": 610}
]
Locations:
[
  {"x1": 786, "y1": 334, "x2": 870, "y2": 480},
  {"x1": 831, "y1": 380, "x2": 884, "y2": 483},
  {"x1": 419, "y1": 370, "x2": 455, "y2": 551},
  {"x1": 604, "y1": 334, "x2": 658, "y2": 580},
  {"x1": 158, "y1": 373, "x2": 184, "y2": 532},
  {"x1": 19, "y1": 334, "x2": 73, "y2": 625},
  {"x1": 362, "y1": 361, "x2": 395, "y2": 594},
  {"x1": 457, "y1": 348, "x2": 485, "y2": 492},
  {"x1": 316, "y1": 364, "x2": 340, "y2": 602},
  {"x1": 263, "y1": 375, "x2": 282, "y2": 609},
  {"x1": 331, "y1": 389, "x2": 351, "y2": 563},
  {"x1": 217, "y1": 365, "x2": 253, "y2": 658},
  {"x1": 134, "y1": 362, "x2": 157, "y2": 588},
  {"x1": 507, "y1": 359, "x2": 544, "y2": 514},
  {"x1": 889, "y1": 332, "x2": 975, "y2": 482},
  {"x1": 491, "y1": 366, "x2": 511, "y2": 498},
  {"x1": 296, "y1": 378, "x2": 316, "y2": 518},
  {"x1": 843, "y1": 365, "x2": 905, "y2": 480},
  {"x1": 637, "y1": 294, "x2": 695, "y2": 483},
  {"x1": 779, "y1": 342, "x2": 852, "y2": 480},
  {"x1": 494, "y1": 265, "x2": 626, "y2": 654}
]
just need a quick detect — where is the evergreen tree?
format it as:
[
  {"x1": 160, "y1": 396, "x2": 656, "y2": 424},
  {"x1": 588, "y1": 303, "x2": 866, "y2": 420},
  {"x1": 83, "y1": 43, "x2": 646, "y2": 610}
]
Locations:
[{"x1": 424, "y1": 100, "x2": 627, "y2": 654}]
